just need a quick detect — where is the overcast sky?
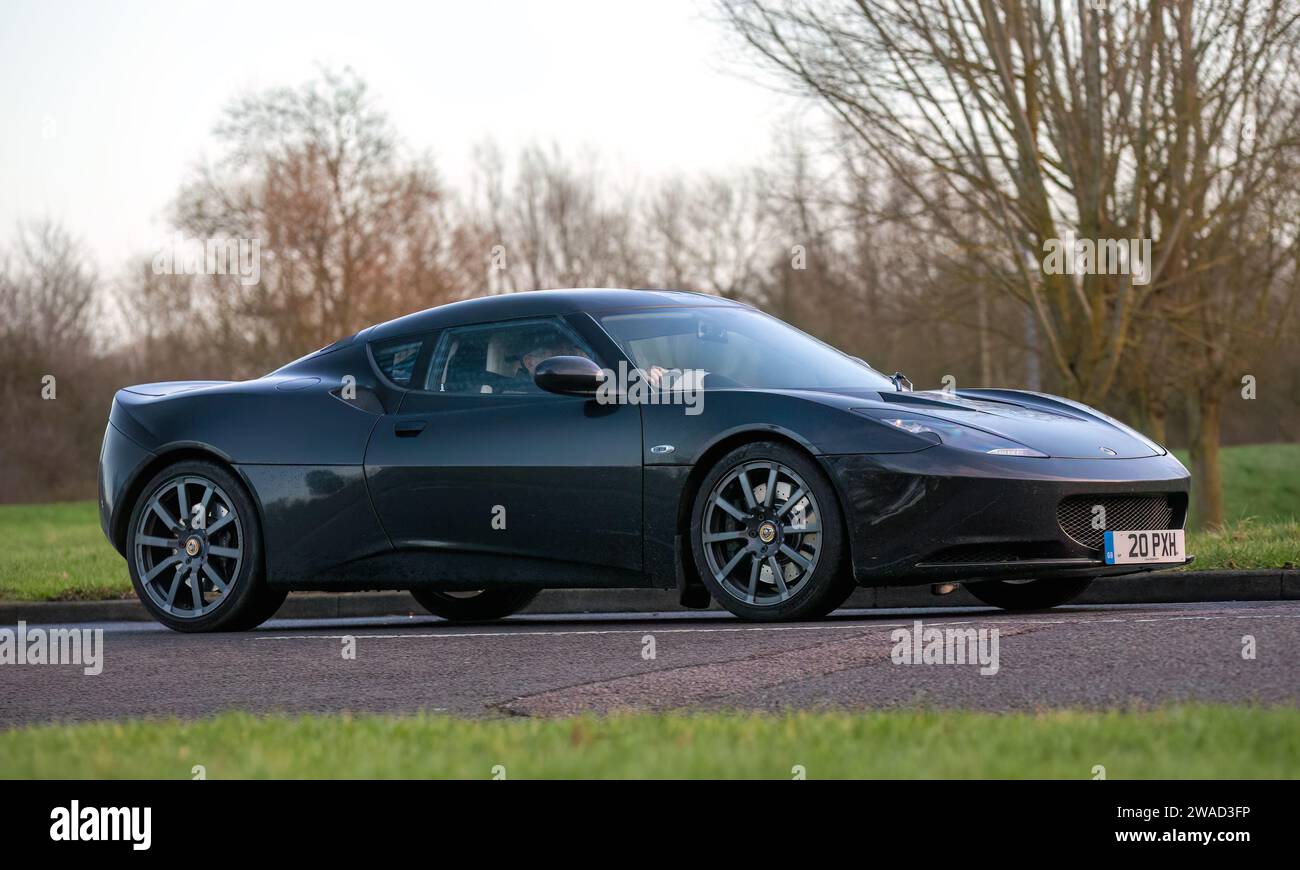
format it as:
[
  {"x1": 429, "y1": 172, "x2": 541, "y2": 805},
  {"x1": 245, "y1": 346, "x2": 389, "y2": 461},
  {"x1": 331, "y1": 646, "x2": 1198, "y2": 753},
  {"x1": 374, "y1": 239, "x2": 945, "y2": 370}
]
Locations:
[{"x1": 0, "y1": 0, "x2": 797, "y2": 267}]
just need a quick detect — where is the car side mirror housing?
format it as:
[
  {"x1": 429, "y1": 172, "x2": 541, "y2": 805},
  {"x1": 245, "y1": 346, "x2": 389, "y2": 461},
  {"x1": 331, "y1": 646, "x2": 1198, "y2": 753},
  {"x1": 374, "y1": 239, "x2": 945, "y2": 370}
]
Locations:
[{"x1": 533, "y1": 356, "x2": 605, "y2": 396}]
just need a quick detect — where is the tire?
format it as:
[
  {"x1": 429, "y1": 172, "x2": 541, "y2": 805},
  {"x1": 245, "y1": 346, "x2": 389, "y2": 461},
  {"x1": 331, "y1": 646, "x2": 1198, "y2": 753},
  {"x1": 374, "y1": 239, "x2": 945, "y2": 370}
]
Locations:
[
  {"x1": 126, "y1": 459, "x2": 283, "y2": 632},
  {"x1": 410, "y1": 587, "x2": 540, "y2": 622},
  {"x1": 964, "y1": 576, "x2": 1094, "y2": 610},
  {"x1": 690, "y1": 441, "x2": 854, "y2": 621}
]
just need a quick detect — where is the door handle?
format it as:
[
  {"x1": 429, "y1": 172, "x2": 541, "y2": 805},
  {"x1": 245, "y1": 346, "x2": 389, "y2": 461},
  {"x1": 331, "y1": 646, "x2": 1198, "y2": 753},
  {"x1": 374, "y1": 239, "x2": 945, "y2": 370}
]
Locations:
[{"x1": 394, "y1": 419, "x2": 427, "y2": 437}]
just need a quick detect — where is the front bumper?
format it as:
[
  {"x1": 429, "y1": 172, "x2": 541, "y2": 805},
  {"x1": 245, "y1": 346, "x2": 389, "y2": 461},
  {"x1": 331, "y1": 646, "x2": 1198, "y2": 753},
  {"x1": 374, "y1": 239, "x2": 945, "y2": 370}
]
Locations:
[{"x1": 820, "y1": 448, "x2": 1191, "y2": 586}]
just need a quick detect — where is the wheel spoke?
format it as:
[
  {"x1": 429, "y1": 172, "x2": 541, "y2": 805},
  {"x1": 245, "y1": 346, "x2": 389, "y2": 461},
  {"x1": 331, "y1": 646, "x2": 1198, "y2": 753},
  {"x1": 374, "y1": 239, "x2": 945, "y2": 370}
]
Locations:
[
  {"x1": 715, "y1": 547, "x2": 748, "y2": 582},
  {"x1": 143, "y1": 554, "x2": 181, "y2": 582},
  {"x1": 784, "y1": 523, "x2": 819, "y2": 535},
  {"x1": 198, "y1": 485, "x2": 214, "y2": 524},
  {"x1": 148, "y1": 497, "x2": 175, "y2": 529},
  {"x1": 208, "y1": 545, "x2": 240, "y2": 559},
  {"x1": 201, "y1": 562, "x2": 228, "y2": 594},
  {"x1": 737, "y1": 470, "x2": 758, "y2": 509},
  {"x1": 189, "y1": 568, "x2": 204, "y2": 613},
  {"x1": 779, "y1": 544, "x2": 813, "y2": 572},
  {"x1": 164, "y1": 568, "x2": 183, "y2": 608},
  {"x1": 763, "y1": 464, "x2": 777, "y2": 507},
  {"x1": 745, "y1": 555, "x2": 760, "y2": 603},
  {"x1": 767, "y1": 556, "x2": 789, "y2": 598},
  {"x1": 776, "y1": 488, "x2": 805, "y2": 517},
  {"x1": 206, "y1": 511, "x2": 234, "y2": 535},
  {"x1": 703, "y1": 530, "x2": 746, "y2": 544},
  {"x1": 175, "y1": 480, "x2": 189, "y2": 527},
  {"x1": 712, "y1": 497, "x2": 747, "y2": 522},
  {"x1": 138, "y1": 535, "x2": 178, "y2": 548}
]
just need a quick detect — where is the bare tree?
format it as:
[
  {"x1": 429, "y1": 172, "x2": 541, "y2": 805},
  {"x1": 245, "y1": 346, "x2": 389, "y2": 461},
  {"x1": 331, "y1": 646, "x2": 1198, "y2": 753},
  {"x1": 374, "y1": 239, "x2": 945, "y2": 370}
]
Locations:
[
  {"x1": 469, "y1": 143, "x2": 641, "y2": 292},
  {"x1": 720, "y1": 0, "x2": 1300, "y2": 525},
  {"x1": 0, "y1": 221, "x2": 102, "y2": 501},
  {"x1": 168, "y1": 68, "x2": 470, "y2": 374},
  {"x1": 643, "y1": 170, "x2": 778, "y2": 305},
  {"x1": 0, "y1": 221, "x2": 96, "y2": 359}
]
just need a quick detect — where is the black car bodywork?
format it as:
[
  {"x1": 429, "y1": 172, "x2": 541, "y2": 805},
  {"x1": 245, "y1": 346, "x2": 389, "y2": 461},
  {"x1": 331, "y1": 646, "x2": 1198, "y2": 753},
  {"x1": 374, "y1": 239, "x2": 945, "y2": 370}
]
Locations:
[{"x1": 99, "y1": 289, "x2": 1191, "y2": 617}]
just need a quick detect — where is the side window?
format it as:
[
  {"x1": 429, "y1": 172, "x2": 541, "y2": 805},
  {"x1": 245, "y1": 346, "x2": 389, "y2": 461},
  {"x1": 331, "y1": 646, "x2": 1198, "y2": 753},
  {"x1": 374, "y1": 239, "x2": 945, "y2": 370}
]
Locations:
[
  {"x1": 370, "y1": 337, "x2": 425, "y2": 387},
  {"x1": 426, "y1": 317, "x2": 596, "y2": 395}
]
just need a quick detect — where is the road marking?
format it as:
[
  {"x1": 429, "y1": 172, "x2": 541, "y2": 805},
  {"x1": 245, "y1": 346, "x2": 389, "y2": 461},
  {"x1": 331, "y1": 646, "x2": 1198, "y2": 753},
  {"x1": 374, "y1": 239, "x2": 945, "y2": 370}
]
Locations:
[
  {"x1": 255, "y1": 608, "x2": 1300, "y2": 642},
  {"x1": 258, "y1": 623, "x2": 911, "y2": 642}
]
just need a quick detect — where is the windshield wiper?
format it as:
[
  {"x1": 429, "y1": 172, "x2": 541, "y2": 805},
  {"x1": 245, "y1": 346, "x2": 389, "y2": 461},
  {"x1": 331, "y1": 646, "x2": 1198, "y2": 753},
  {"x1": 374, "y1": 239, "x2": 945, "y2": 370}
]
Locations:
[{"x1": 890, "y1": 371, "x2": 914, "y2": 392}]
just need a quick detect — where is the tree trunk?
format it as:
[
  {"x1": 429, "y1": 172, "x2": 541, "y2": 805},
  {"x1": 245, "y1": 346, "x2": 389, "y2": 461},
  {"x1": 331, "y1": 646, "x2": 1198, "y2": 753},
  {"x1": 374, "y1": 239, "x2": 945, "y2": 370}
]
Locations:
[
  {"x1": 1188, "y1": 390, "x2": 1225, "y2": 529},
  {"x1": 1146, "y1": 406, "x2": 1167, "y2": 447},
  {"x1": 1023, "y1": 307, "x2": 1041, "y2": 391},
  {"x1": 977, "y1": 283, "x2": 991, "y2": 385},
  {"x1": 1143, "y1": 384, "x2": 1168, "y2": 446}
]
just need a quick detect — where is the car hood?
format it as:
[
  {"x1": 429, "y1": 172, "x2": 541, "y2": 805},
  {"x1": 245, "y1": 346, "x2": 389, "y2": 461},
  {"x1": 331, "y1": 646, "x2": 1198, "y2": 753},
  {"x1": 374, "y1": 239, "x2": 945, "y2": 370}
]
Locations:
[{"x1": 788, "y1": 386, "x2": 1165, "y2": 459}]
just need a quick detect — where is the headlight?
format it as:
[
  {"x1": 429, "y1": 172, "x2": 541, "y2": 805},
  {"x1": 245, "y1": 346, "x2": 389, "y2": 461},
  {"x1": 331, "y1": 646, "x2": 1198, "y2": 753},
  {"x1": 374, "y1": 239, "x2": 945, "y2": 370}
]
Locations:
[{"x1": 862, "y1": 413, "x2": 1048, "y2": 458}]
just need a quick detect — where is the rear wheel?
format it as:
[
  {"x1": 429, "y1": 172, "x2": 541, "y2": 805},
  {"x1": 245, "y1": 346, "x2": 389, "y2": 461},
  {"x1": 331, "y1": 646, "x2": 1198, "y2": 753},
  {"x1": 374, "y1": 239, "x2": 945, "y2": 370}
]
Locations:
[
  {"x1": 691, "y1": 441, "x2": 854, "y2": 621},
  {"x1": 410, "y1": 587, "x2": 540, "y2": 621},
  {"x1": 127, "y1": 460, "x2": 285, "y2": 632},
  {"x1": 964, "y1": 576, "x2": 1093, "y2": 610}
]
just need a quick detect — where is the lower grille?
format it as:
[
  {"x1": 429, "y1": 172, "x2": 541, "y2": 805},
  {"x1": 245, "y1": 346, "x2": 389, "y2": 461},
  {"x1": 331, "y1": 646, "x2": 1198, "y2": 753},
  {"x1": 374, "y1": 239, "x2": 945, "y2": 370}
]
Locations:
[{"x1": 1057, "y1": 494, "x2": 1178, "y2": 550}]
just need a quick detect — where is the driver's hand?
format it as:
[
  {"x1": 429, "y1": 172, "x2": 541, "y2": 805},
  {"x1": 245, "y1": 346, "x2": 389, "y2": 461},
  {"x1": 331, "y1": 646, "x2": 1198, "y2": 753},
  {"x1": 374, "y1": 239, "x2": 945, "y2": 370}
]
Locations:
[{"x1": 644, "y1": 365, "x2": 667, "y2": 386}]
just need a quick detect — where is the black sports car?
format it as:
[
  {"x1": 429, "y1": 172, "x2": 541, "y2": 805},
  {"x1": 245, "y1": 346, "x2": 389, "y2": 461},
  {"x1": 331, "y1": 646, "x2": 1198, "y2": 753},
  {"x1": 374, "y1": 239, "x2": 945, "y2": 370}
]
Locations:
[{"x1": 98, "y1": 289, "x2": 1192, "y2": 631}]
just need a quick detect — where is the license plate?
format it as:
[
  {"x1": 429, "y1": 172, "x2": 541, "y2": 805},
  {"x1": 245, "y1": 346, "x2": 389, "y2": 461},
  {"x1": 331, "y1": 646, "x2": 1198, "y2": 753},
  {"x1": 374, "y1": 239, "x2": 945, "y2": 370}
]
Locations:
[{"x1": 1104, "y1": 529, "x2": 1185, "y2": 565}]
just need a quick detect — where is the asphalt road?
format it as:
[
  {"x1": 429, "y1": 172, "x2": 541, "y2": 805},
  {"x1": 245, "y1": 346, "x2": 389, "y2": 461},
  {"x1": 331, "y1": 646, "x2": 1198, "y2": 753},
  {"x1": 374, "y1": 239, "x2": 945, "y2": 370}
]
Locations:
[{"x1": 3, "y1": 600, "x2": 1298, "y2": 726}]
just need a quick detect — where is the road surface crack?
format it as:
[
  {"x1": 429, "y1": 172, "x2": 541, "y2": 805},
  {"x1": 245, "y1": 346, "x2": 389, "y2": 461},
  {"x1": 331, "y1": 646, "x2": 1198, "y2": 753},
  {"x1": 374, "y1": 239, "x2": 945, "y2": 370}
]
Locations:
[{"x1": 495, "y1": 624, "x2": 1040, "y2": 716}]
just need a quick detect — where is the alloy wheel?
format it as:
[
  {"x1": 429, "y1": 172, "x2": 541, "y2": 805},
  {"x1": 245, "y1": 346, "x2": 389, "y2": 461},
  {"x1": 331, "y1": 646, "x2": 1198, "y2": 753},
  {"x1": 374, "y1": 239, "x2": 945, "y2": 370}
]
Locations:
[
  {"x1": 700, "y1": 460, "x2": 823, "y2": 606},
  {"x1": 133, "y1": 474, "x2": 243, "y2": 618}
]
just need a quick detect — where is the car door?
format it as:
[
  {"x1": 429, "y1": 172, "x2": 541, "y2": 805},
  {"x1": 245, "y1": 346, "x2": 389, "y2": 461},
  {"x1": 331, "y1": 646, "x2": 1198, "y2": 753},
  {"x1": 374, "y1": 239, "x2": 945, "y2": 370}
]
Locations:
[{"x1": 363, "y1": 315, "x2": 644, "y2": 580}]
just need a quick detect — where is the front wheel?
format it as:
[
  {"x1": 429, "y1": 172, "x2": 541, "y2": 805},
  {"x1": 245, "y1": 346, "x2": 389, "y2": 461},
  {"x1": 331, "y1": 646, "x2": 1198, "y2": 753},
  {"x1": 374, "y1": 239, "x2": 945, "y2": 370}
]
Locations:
[
  {"x1": 964, "y1": 577, "x2": 1093, "y2": 610},
  {"x1": 410, "y1": 587, "x2": 540, "y2": 621},
  {"x1": 691, "y1": 441, "x2": 853, "y2": 621}
]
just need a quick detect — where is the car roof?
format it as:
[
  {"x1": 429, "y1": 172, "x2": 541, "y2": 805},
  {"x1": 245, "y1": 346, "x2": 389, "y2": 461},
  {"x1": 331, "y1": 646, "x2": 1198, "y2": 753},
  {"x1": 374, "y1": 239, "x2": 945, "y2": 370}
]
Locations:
[{"x1": 365, "y1": 288, "x2": 748, "y2": 340}]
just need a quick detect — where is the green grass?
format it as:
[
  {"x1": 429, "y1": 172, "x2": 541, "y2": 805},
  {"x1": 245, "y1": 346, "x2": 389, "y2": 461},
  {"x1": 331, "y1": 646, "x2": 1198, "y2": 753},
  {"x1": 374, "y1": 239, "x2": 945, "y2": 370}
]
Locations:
[
  {"x1": 0, "y1": 444, "x2": 1295, "y2": 602},
  {"x1": 0, "y1": 501, "x2": 130, "y2": 601},
  {"x1": 1172, "y1": 442, "x2": 1300, "y2": 526},
  {"x1": 1183, "y1": 519, "x2": 1299, "y2": 570},
  {"x1": 1, "y1": 706, "x2": 1296, "y2": 779}
]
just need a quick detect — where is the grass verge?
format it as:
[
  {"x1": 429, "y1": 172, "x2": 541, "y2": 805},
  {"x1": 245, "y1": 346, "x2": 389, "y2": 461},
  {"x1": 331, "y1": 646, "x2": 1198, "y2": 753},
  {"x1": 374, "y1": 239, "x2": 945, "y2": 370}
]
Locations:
[
  {"x1": 1, "y1": 706, "x2": 1296, "y2": 779},
  {"x1": 1172, "y1": 442, "x2": 1300, "y2": 527},
  {"x1": 0, "y1": 501, "x2": 130, "y2": 601},
  {"x1": 1180, "y1": 519, "x2": 1299, "y2": 570}
]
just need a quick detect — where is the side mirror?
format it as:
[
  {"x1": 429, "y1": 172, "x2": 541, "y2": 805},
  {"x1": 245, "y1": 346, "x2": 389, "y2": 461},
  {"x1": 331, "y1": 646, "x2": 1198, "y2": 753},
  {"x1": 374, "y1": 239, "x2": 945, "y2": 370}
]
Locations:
[{"x1": 533, "y1": 356, "x2": 605, "y2": 396}]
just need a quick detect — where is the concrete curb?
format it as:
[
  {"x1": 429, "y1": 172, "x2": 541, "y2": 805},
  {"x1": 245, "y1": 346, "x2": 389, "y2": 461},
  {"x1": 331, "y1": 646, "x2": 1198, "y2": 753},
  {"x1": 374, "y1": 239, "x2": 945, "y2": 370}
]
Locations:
[{"x1": 1, "y1": 570, "x2": 1294, "y2": 624}]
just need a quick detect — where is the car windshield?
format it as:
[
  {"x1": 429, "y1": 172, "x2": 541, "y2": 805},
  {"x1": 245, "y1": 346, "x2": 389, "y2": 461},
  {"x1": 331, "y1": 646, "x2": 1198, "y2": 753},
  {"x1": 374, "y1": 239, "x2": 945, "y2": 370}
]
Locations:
[{"x1": 597, "y1": 307, "x2": 894, "y2": 391}]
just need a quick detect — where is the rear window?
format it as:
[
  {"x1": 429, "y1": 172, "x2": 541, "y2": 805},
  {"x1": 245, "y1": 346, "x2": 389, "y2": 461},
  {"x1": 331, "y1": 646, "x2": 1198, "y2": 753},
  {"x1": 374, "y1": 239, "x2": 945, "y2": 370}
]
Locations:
[{"x1": 371, "y1": 337, "x2": 424, "y2": 386}]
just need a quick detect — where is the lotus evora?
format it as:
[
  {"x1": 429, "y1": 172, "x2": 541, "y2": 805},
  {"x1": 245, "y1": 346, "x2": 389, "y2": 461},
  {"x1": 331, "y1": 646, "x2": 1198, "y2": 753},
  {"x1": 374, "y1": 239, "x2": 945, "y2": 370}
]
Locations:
[{"x1": 98, "y1": 289, "x2": 1192, "y2": 631}]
